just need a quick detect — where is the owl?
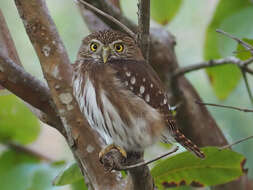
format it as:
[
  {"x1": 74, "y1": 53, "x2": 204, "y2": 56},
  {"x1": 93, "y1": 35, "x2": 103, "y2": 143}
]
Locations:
[{"x1": 72, "y1": 30, "x2": 205, "y2": 160}]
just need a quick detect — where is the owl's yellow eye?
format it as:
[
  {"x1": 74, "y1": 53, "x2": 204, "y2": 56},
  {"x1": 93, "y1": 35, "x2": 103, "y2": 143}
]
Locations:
[
  {"x1": 114, "y1": 43, "x2": 124, "y2": 52},
  {"x1": 90, "y1": 42, "x2": 99, "y2": 52}
]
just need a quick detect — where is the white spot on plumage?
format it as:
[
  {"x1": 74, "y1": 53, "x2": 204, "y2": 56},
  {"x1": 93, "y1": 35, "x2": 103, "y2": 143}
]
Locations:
[
  {"x1": 130, "y1": 76, "x2": 136, "y2": 84},
  {"x1": 125, "y1": 81, "x2": 128, "y2": 86},
  {"x1": 145, "y1": 94, "x2": 150, "y2": 102},
  {"x1": 163, "y1": 98, "x2": 167, "y2": 105},
  {"x1": 150, "y1": 83, "x2": 153, "y2": 88},
  {"x1": 142, "y1": 78, "x2": 146, "y2": 82},
  {"x1": 140, "y1": 86, "x2": 145, "y2": 94},
  {"x1": 126, "y1": 71, "x2": 131, "y2": 77}
]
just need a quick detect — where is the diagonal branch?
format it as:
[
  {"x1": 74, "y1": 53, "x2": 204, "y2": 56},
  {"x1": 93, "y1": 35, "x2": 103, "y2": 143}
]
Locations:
[
  {"x1": 173, "y1": 57, "x2": 253, "y2": 77},
  {"x1": 0, "y1": 53, "x2": 64, "y2": 133},
  {"x1": 216, "y1": 29, "x2": 253, "y2": 55},
  {"x1": 196, "y1": 100, "x2": 253, "y2": 112}
]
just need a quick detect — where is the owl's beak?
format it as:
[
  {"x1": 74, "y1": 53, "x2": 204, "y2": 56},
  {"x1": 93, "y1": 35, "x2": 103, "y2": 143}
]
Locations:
[{"x1": 102, "y1": 47, "x2": 110, "y2": 63}]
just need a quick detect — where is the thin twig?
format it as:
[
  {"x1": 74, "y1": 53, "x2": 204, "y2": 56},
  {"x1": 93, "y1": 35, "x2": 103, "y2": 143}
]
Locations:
[
  {"x1": 118, "y1": 146, "x2": 179, "y2": 170},
  {"x1": 137, "y1": 0, "x2": 150, "y2": 62},
  {"x1": 240, "y1": 69, "x2": 253, "y2": 105},
  {"x1": 173, "y1": 57, "x2": 253, "y2": 77},
  {"x1": 196, "y1": 100, "x2": 253, "y2": 112},
  {"x1": 76, "y1": 0, "x2": 135, "y2": 39},
  {"x1": 4, "y1": 142, "x2": 53, "y2": 162},
  {"x1": 216, "y1": 29, "x2": 253, "y2": 55},
  {"x1": 220, "y1": 136, "x2": 253, "y2": 150}
]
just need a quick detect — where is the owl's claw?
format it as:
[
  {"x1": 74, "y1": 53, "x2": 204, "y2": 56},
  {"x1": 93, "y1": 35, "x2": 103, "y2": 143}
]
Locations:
[{"x1": 99, "y1": 144, "x2": 127, "y2": 163}]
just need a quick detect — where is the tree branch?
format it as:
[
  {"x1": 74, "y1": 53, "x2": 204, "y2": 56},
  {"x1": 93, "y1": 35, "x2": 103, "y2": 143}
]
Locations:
[
  {"x1": 4, "y1": 142, "x2": 53, "y2": 162},
  {"x1": 196, "y1": 100, "x2": 253, "y2": 112},
  {"x1": 77, "y1": 0, "x2": 135, "y2": 38},
  {"x1": 0, "y1": 53, "x2": 65, "y2": 133},
  {"x1": 173, "y1": 57, "x2": 253, "y2": 77},
  {"x1": 137, "y1": 0, "x2": 150, "y2": 62},
  {"x1": 216, "y1": 29, "x2": 253, "y2": 55}
]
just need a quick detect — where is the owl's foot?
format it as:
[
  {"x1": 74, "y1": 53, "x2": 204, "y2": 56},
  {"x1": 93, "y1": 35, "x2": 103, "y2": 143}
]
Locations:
[{"x1": 99, "y1": 144, "x2": 127, "y2": 163}]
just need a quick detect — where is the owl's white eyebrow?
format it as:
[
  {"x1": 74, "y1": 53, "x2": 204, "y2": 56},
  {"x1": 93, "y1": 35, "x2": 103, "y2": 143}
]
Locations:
[
  {"x1": 112, "y1": 40, "x2": 123, "y2": 44},
  {"x1": 91, "y1": 39, "x2": 103, "y2": 45}
]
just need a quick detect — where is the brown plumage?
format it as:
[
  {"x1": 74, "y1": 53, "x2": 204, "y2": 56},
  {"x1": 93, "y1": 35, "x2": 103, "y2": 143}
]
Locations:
[{"x1": 72, "y1": 30, "x2": 205, "y2": 158}]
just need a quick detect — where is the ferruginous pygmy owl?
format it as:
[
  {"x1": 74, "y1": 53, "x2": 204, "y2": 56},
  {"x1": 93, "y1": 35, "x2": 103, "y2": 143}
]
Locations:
[{"x1": 73, "y1": 30, "x2": 205, "y2": 159}]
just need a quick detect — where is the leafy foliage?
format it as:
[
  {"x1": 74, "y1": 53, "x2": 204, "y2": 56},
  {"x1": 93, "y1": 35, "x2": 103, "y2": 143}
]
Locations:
[
  {"x1": 53, "y1": 162, "x2": 83, "y2": 186},
  {"x1": 150, "y1": 0, "x2": 183, "y2": 25},
  {"x1": 0, "y1": 150, "x2": 65, "y2": 190},
  {"x1": 151, "y1": 147, "x2": 246, "y2": 189},
  {"x1": 236, "y1": 38, "x2": 253, "y2": 60},
  {"x1": 0, "y1": 94, "x2": 40, "y2": 144},
  {"x1": 204, "y1": 0, "x2": 253, "y2": 99}
]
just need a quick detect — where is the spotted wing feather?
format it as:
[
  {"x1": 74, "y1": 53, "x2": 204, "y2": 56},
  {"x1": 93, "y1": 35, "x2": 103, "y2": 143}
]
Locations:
[{"x1": 110, "y1": 59, "x2": 205, "y2": 158}]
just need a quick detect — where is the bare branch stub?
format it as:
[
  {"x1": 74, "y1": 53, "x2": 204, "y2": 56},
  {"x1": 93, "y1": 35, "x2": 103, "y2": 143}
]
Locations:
[
  {"x1": 196, "y1": 100, "x2": 253, "y2": 113},
  {"x1": 14, "y1": 0, "x2": 125, "y2": 190},
  {"x1": 137, "y1": 0, "x2": 150, "y2": 63}
]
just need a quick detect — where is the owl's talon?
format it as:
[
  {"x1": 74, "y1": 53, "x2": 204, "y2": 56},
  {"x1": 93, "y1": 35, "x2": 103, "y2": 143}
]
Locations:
[{"x1": 99, "y1": 144, "x2": 127, "y2": 163}]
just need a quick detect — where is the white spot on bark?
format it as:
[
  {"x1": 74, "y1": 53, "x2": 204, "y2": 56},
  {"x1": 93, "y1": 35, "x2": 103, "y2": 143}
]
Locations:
[
  {"x1": 145, "y1": 94, "x2": 150, "y2": 102},
  {"x1": 55, "y1": 84, "x2": 60, "y2": 89},
  {"x1": 42, "y1": 45, "x2": 51, "y2": 57},
  {"x1": 52, "y1": 66, "x2": 59, "y2": 78},
  {"x1": 126, "y1": 71, "x2": 131, "y2": 77},
  {"x1": 52, "y1": 40, "x2": 56, "y2": 45},
  {"x1": 140, "y1": 86, "x2": 145, "y2": 94},
  {"x1": 125, "y1": 81, "x2": 128, "y2": 86},
  {"x1": 130, "y1": 86, "x2": 134, "y2": 90},
  {"x1": 163, "y1": 98, "x2": 167, "y2": 105},
  {"x1": 86, "y1": 145, "x2": 95, "y2": 153},
  {"x1": 59, "y1": 109, "x2": 65, "y2": 114},
  {"x1": 130, "y1": 76, "x2": 136, "y2": 84},
  {"x1": 67, "y1": 104, "x2": 74, "y2": 111},
  {"x1": 142, "y1": 78, "x2": 146, "y2": 82},
  {"x1": 59, "y1": 93, "x2": 73, "y2": 105},
  {"x1": 150, "y1": 83, "x2": 153, "y2": 88}
]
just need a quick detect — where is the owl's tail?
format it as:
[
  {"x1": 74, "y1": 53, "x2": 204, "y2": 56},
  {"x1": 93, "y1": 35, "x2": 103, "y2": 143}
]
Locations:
[
  {"x1": 165, "y1": 119, "x2": 205, "y2": 159},
  {"x1": 174, "y1": 128, "x2": 205, "y2": 159}
]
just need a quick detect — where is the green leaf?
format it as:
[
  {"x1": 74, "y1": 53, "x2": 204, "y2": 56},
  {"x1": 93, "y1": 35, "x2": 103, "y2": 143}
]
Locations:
[
  {"x1": 151, "y1": 147, "x2": 246, "y2": 189},
  {"x1": 53, "y1": 162, "x2": 83, "y2": 186},
  {"x1": 0, "y1": 94, "x2": 40, "y2": 144},
  {"x1": 0, "y1": 150, "x2": 64, "y2": 190},
  {"x1": 71, "y1": 179, "x2": 88, "y2": 190},
  {"x1": 236, "y1": 38, "x2": 253, "y2": 60},
  {"x1": 150, "y1": 0, "x2": 183, "y2": 25},
  {"x1": 204, "y1": 0, "x2": 253, "y2": 100}
]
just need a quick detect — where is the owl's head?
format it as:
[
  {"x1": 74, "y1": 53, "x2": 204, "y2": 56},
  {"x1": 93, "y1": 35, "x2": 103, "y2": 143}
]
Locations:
[{"x1": 78, "y1": 30, "x2": 144, "y2": 63}]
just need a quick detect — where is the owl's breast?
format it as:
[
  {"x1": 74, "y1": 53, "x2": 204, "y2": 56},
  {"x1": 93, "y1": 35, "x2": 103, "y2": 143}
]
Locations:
[{"x1": 72, "y1": 66, "x2": 165, "y2": 151}]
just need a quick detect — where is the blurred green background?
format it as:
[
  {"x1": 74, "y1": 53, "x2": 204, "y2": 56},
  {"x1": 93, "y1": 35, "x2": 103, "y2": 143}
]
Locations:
[{"x1": 0, "y1": 0, "x2": 253, "y2": 190}]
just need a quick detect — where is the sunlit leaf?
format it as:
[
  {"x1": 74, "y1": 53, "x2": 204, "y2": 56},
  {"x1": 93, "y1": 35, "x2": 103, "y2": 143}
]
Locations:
[
  {"x1": 0, "y1": 94, "x2": 40, "y2": 144},
  {"x1": 204, "y1": 0, "x2": 253, "y2": 99},
  {"x1": 53, "y1": 162, "x2": 83, "y2": 186},
  {"x1": 71, "y1": 179, "x2": 88, "y2": 190},
  {"x1": 236, "y1": 38, "x2": 253, "y2": 61},
  {"x1": 150, "y1": 0, "x2": 183, "y2": 25},
  {"x1": 151, "y1": 147, "x2": 246, "y2": 189}
]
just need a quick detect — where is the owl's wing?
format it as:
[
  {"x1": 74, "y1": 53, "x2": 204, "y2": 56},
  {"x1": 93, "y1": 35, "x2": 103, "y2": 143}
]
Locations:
[
  {"x1": 109, "y1": 59, "x2": 169, "y2": 113},
  {"x1": 109, "y1": 59, "x2": 205, "y2": 158}
]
